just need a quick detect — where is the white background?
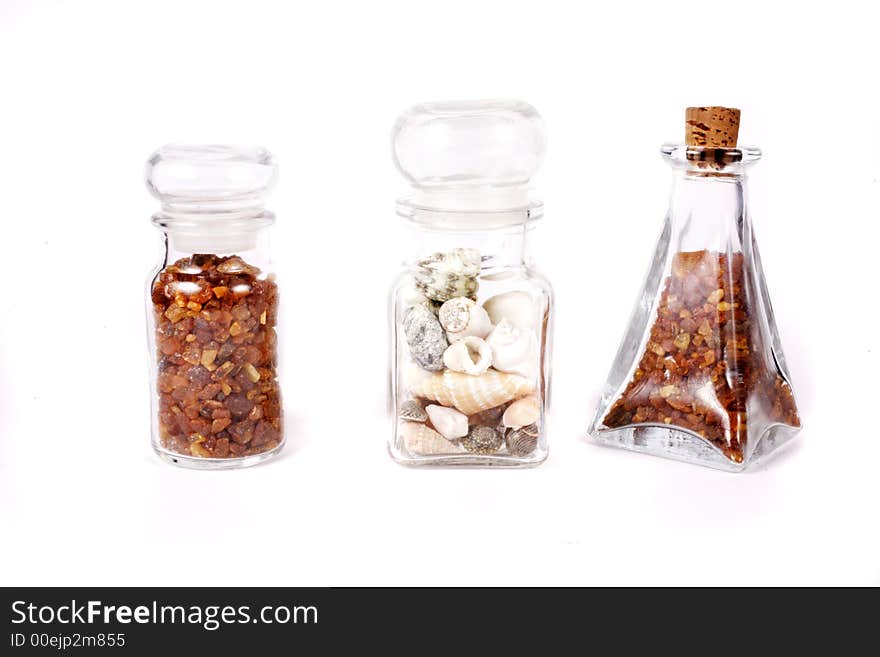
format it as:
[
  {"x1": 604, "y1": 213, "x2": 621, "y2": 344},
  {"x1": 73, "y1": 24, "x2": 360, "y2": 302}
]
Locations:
[{"x1": 0, "y1": 0, "x2": 877, "y2": 586}]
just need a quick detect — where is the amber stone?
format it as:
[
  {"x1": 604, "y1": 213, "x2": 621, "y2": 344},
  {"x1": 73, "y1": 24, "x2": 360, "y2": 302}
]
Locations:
[
  {"x1": 152, "y1": 254, "x2": 282, "y2": 459},
  {"x1": 604, "y1": 250, "x2": 799, "y2": 462}
]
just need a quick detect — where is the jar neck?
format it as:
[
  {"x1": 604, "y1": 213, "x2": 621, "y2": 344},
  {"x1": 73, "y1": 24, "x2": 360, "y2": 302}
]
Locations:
[
  {"x1": 403, "y1": 221, "x2": 532, "y2": 270},
  {"x1": 153, "y1": 208, "x2": 274, "y2": 254},
  {"x1": 667, "y1": 168, "x2": 749, "y2": 252}
]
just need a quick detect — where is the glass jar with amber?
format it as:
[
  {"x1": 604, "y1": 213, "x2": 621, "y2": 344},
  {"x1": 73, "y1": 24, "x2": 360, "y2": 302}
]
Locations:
[
  {"x1": 589, "y1": 108, "x2": 800, "y2": 471},
  {"x1": 389, "y1": 100, "x2": 553, "y2": 467},
  {"x1": 146, "y1": 145, "x2": 283, "y2": 468}
]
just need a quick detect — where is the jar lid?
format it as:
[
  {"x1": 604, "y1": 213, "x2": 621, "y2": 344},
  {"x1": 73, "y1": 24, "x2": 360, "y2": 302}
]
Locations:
[
  {"x1": 147, "y1": 145, "x2": 276, "y2": 253},
  {"x1": 145, "y1": 144, "x2": 277, "y2": 212},
  {"x1": 392, "y1": 100, "x2": 545, "y2": 216}
]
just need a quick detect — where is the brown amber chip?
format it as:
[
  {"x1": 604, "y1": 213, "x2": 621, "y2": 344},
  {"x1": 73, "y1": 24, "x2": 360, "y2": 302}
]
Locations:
[
  {"x1": 603, "y1": 250, "x2": 799, "y2": 462},
  {"x1": 152, "y1": 254, "x2": 282, "y2": 459}
]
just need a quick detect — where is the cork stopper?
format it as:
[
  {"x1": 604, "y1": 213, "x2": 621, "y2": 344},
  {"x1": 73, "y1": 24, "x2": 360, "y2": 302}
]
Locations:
[{"x1": 685, "y1": 107, "x2": 740, "y2": 148}]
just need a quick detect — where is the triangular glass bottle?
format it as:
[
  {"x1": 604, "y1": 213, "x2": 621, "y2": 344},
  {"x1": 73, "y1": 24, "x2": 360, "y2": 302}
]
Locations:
[{"x1": 589, "y1": 107, "x2": 800, "y2": 471}]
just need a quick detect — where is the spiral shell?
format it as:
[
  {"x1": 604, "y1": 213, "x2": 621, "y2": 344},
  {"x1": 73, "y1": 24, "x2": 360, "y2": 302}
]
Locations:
[
  {"x1": 486, "y1": 319, "x2": 539, "y2": 380},
  {"x1": 414, "y1": 248, "x2": 481, "y2": 303},
  {"x1": 398, "y1": 399, "x2": 427, "y2": 423},
  {"x1": 461, "y1": 425, "x2": 503, "y2": 454},
  {"x1": 506, "y1": 423, "x2": 539, "y2": 456},
  {"x1": 413, "y1": 370, "x2": 533, "y2": 415},
  {"x1": 400, "y1": 422, "x2": 465, "y2": 456},
  {"x1": 439, "y1": 297, "x2": 493, "y2": 341}
]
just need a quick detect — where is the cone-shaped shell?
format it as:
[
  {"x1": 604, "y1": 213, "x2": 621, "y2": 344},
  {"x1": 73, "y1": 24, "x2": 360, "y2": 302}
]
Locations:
[
  {"x1": 412, "y1": 369, "x2": 533, "y2": 415},
  {"x1": 400, "y1": 422, "x2": 465, "y2": 456}
]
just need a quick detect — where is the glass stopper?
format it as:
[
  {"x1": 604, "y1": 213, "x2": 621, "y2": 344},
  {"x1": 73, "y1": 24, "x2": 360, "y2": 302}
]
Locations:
[
  {"x1": 145, "y1": 144, "x2": 277, "y2": 209},
  {"x1": 392, "y1": 100, "x2": 545, "y2": 211}
]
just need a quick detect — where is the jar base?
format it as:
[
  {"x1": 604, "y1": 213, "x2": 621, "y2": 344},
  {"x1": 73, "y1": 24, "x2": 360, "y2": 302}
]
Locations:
[
  {"x1": 589, "y1": 424, "x2": 798, "y2": 473},
  {"x1": 389, "y1": 446, "x2": 548, "y2": 469},
  {"x1": 152, "y1": 442, "x2": 284, "y2": 470}
]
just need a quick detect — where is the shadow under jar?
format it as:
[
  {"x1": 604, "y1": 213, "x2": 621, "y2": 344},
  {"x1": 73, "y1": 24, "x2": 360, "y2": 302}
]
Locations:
[
  {"x1": 145, "y1": 145, "x2": 283, "y2": 469},
  {"x1": 388, "y1": 100, "x2": 554, "y2": 467}
]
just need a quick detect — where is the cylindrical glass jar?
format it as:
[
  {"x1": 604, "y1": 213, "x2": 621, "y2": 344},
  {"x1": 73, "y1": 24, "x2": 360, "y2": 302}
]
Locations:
[
  {"x1": 145, "y1": 145, "x2": 283, "y2": 469},
  {"x1": 388, "y1": 100, "x2": 553, "y2": 467}
]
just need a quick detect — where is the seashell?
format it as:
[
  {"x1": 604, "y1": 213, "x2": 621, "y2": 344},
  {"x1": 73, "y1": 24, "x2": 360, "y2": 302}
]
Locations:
[
  {"x1": 482, "y1": 291, "x2": 538, "y2": 330},
  {"x1": 414, "y1": 248, "x2": 481, "y2": 303},
  {"x1": 402, "y1": 303, "x2": 448, "y2": 371},
  {"x1": 413, "y1": 369, "x2": 534, "y2": 415},
  {"x1": 425, "y1": 404, "x2": 469, "y2": 440},
  {"x1": 401, "y1": 422, "x2": 466, "y2": 456},
  {"x1": 468, "y1": 403, "x2": 508, "y2": 427},
  {"x1": 486, "y1": 319, "x2": 539, "y2": 380},
  {"x1": 401, "y1": 292, "x2": 442, "y2": 316},
  {"x1": 506, "y1": 423, "x2": 539, "y2": 456},
  {"x1": 438, "y1": 297, "x2": 493, "y2": 341},
  {"x1": 461, "y1": 425, "x2": 503, "y2": 454},
  {"x1": 442, "y1": 336, "x2": 492, "y2": 375},
  {"x1": 398, "y1": 399, "x2": 427, "y2": 423},
  {"x1": 400, "y1": 361, "x2": 433, "y2": 390},
  {"x1": 400, "y1": 285, "x2": 428, "y2": 309},
  {"x1": 502, "y1": 395, "x2": 541, "y2": 429}
]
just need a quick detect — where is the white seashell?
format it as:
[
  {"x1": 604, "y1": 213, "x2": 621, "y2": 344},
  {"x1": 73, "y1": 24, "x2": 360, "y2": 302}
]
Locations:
[
  {"x1": 442, "y1": 336, "x2": 492, "y2": 375},
  {"x1": 502, "y1": 395, "x2": 541, "y2": 429},
  {"x1": 413, "y1": 370, "x2": 534, "y2": 415},
  {"x1": 482, "y1": 291, "x2": 538, "y2": 330},
  {"x1": 486, "y1": 320, "x2": 531, "y2": 368},
  {"x1": 400, "y1": 361, "x2": 433, "y2": 390},
  {"x1": 438, "y1": 297, "x2": 493, "y2": 342},
  {"x1": 425, "y1": 404, "x2": 469, "y2": 440},
  {"x1": 486, "y1": 320, "x2": 539, "y2": 380},
  {"x1": 400, "y1": 422, "x2": 465, "y2": 456},
  {"x1": 400, "y1": 284, "x2": 429, "y2": 309}
]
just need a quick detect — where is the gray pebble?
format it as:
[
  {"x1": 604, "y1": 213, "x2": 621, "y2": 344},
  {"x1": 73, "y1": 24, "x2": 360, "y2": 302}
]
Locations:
[{"x1": 403, "y1": 304, "x2": 448, "y2": 371}]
